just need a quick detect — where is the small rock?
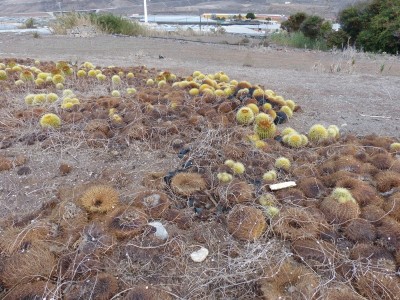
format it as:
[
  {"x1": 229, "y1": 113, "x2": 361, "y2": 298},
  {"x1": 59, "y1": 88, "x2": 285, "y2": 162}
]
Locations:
[
  {"x1": 110, "y1": 150, "x2": 119, "y2": 156},
  {"x1": 178, "y1": 147, "x2": 190, "y2": 158},
  {"x1": 14, "y1": 155, "x2": 27, "y2": 166},
  {"x1": 190, "y1": 247, "x2": 209, "y2": 263},
  {"x1": 17, "y1": 166, "x2": 31, "y2": 176},
  {"x1": 0, "y1": 156, "x2": 12, "y2": 171},
  {"x1": 59, "y1": 163, "x2": 72, "y2": 176},
  {"x1": 157, "y1": 151, "x2": 167, "y2": 159},
  {"x1": 26, "y1": 135, "x2": 36, "y2": 145},
  {"x1": 148, "y1": 221, "x2": 168, "y2": 240},
  {"x1": 0, "y1": 140, "x2": 12, "y2": 149},
  {"x1": 171, "y1": 139, "x2": 184, "y2": 150}
]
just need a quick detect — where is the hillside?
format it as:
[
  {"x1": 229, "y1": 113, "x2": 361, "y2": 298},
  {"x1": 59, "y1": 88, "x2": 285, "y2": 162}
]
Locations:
[{"x1": 0, "y1": 0, "x2": 361, "y2": 18}]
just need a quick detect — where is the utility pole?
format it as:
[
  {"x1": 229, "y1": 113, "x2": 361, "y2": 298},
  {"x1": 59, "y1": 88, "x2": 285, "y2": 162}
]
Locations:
[{"x1": 144, "y1": 0, "x2": 148, "y2": 23}]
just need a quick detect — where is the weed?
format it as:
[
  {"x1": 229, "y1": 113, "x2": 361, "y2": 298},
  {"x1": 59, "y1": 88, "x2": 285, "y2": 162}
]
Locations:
[
  {"x1": 90, "y1": 13, "x2": 146, "y2": 36},
  {"x1": 270, "y1": 31, "x2": 328, "y2": 51},
  {"x1": 25, "y1": 18, "x2": 36, "y2": 29},
  {"x1": 241, "y1": 37, "x2": 250, "y2": 44},
  {"x1": 380, "y1": 63, "x2": 385, "y2": 73},
  {"x1": 49, "y1": 12, "x2": 147, "y2": 36},
  {"x1": 49, "y1": 12, "x2": 92, "y2": 35}
]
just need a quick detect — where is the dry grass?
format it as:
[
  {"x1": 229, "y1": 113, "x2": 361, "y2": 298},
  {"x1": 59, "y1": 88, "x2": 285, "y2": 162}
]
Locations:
[{"x1": 49, "y1": 13, "x2": 93, "y2": 35}]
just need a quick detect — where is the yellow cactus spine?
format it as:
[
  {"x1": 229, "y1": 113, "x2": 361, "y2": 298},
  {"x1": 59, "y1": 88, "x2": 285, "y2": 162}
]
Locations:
[
  {"x1": 254, "y1": 113, "x2": 276, "y2": 139},
  {"x1": 308, "y1": 124, "x2": 328, "y2": 143},
  {"x1": 39, "y1": 113, "x2": 61, "y2": 128},
  {"x1": 236, "y1": 107, "x2": 255, "y2": 125}
]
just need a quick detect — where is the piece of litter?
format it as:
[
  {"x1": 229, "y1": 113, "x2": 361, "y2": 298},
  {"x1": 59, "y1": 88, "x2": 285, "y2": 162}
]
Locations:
[
  {"x1": 148, "y1": 221, "x2": 168, "y2": 240},
  {"x1": 190, "y1": 247, "x2": 209, "y2": 262},
  {"x1": 269, "y1": 181, "x2": 297, "y2": 191}
]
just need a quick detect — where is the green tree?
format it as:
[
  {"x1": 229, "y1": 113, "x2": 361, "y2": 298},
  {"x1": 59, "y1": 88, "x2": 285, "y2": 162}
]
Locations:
[
  {"x1": 246, "y1": 12, "x2": 256, "y2": 20},
  {"x1": 300, "y1": 15, "x2": 324, "y2": 39},
  {"x1": 281, "y1": 12, "x2": 307, "y2": 32},
  {"x1": 338, "y1": 0, "x2": 400, "y2": 54},
  {"x1": 338, "y1": 3, "x2": 368, "y2": 41}
]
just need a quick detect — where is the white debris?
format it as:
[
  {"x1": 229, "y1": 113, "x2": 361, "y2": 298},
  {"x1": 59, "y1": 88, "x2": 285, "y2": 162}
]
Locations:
[
  {"x1": 148, "y1": 221, "x2": 168, "y2": 240},
  {"x1": 190, "y1": 247, "x2": 209, "y2": 262},
  {"x1": 269, "y1": 181, "x2": 297, "y2": 191}
]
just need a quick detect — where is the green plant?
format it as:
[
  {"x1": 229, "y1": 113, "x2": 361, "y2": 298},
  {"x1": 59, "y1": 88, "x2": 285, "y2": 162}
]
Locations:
[
  {"x1": 331, "y1": 187, "x2": 356, "y2": 203},
  {"x1": 90, "y1": 13, "x2": 146, "y2": 36},
  {"x1": 263, "y1": 170, "x2": 277, "y2": 182},
  {"x1": 39, "y1": 113, "x2": 62, "y2": 128},
  {"x1": 326, "y1": 30, "x2": 349, "y2": 49},
  {"x1": 49, "y1": 12, "x2": 147, "y2": 36},
  {"x1": 338, "y1": 3, "x2": 369, "y2": 42},
  {"x1": 339, "y1": 0, "x2": 400, "y2": 54},
  {"x1": 308, "y1": 124, "x2": 328, "y2": 143},
  {"x1": 281, "y1": 12, "x2": 308, "y2": 32},
  {"x1": 380, "y1": 63, "x2": 385, "y2": 73},
  {"x1": 0, "y1": 70, "x2": 7, "y2": 80},
  {"x1": 320, "y1": 187, "x2": 360, "y2": 223},
  {"x1": 25, "y1": 18, "x2": 36, "y2": 29},
  {"x1": 300, "y1": 15, "x2": 324, "y2": 39},
  {"x1": 32, "y1": 32, "x2": 40, "y2": 39},
  {"x1": 49, "y1": 12, "x2": 91, "y2": 34},
  {"x1": 275, "y1": 157, "x2": 291, "y2": 171},
  {"x1": 270, "y1": 31, "x2": 328, "y2": 50},
  {"x1": 286, "y1": 133, "x2": 304, "y2": 148},
  {"x1": 236, "y1": 107, "x2": 254, "y2": 125},
  {"x1": 320, "y1": 21, "x2": 332, "y2": 38},
  {"x1": 245, "y1": 12, "x2": 256, "y2": 20}
]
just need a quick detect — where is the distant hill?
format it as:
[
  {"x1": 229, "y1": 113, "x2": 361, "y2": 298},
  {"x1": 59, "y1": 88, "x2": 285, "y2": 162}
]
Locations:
[{"x1": 0, "y1": 0, "x2": 362, "y2": 18}]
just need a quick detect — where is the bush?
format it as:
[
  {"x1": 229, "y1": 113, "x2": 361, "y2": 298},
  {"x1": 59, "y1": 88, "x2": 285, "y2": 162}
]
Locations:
[
  {"x1": 270, "y1": 31, "x2": 327, "y2": 50},
  {"x1": 25, "y1": 18, "x2": 36, "y2": 29},
  {"x1": 300, "y1": 15, "x2": 324, "y2": 39},
  {"x1": 320, "y1": 21, "x2": 332, "y2": 39},
  {"x1": 326, "y1": 30, "x2": 349, "y2": 49},
  {"x1": 90, "y1": 14, "x2": 146, "y2": 36},
  {"x1": 49, "y1": 13, "x2": 91, "y2": 34},
  {"x1": 49, "y1": 12, "x2": 147, "y2": 36},
  {"x1": 281, "y1": 12, "x2": 308, "y2": 32},
  {"x1": 338, "y1": 4, "x2": 368, "y2": 41}
]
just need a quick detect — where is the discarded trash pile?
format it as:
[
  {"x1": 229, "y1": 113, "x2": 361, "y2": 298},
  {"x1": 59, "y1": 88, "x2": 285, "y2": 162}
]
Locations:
[{"x1": 0, "y1": 58, "x2": 399, "y2": 299}]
